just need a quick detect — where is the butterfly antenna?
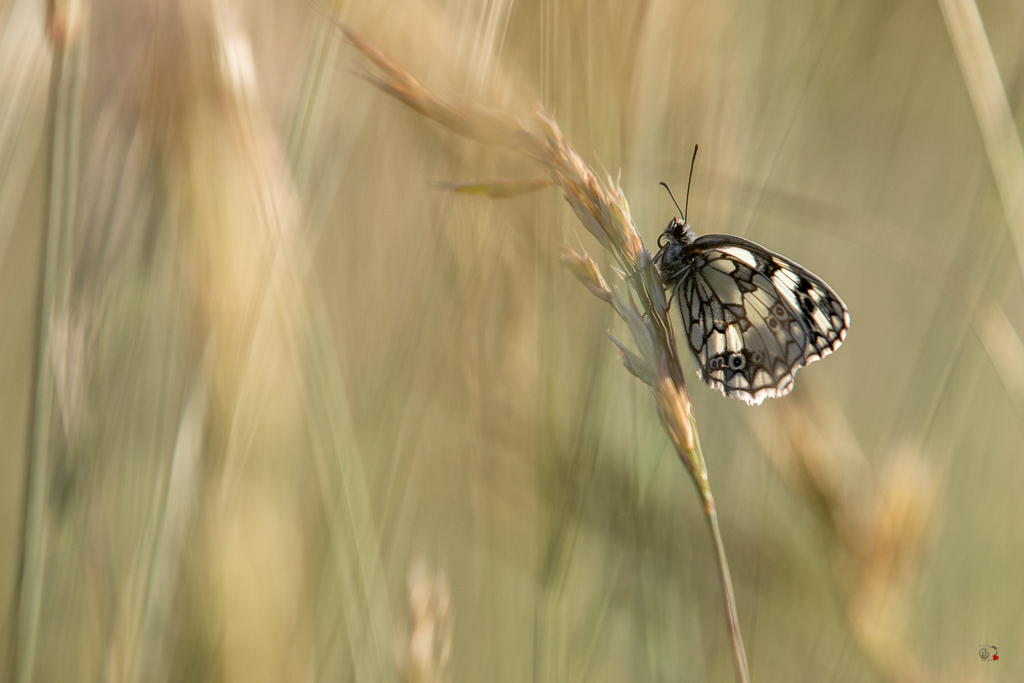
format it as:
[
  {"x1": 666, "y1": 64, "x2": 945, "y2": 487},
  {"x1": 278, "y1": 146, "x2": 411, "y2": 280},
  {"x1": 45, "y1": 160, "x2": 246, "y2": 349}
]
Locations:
[
  {"x1": 660, "y1": 144, "x2": 699, "y2": 224},
  {"x1": 659, "y1": 182, "x2": 684, "y2": 220},
  {"x1": 684, "y1": 144, "x2": 698, "y2": 224}
]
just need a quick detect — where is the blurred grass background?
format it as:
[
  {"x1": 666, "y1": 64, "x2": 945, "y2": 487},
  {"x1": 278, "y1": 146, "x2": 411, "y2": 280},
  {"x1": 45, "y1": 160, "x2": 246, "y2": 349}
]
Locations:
[{"x1": 0, "y1": 0, "x2": 1022, "y2": 681}]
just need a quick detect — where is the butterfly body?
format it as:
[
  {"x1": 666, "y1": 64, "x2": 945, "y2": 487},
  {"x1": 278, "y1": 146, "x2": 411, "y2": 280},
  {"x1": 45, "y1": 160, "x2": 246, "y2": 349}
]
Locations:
[{"x1": 655, "y1": 216, "x2": 849, "y2": 405}]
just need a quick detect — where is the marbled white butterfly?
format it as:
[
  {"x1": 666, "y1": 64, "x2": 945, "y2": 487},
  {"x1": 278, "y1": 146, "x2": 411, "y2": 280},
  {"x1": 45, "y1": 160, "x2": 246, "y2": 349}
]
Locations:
[{"x1": 654, "y1": 148, "x2": 850, "y2": 405}]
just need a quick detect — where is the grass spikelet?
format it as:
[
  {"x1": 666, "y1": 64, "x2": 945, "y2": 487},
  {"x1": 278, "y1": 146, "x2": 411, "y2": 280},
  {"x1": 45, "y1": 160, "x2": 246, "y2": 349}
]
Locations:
[
  {"x1": 561, "y1": 246, "x2": 612, "y2": 303},
  {"x1": 438, "y1": 178, "x2": 554, "y2": 198}
]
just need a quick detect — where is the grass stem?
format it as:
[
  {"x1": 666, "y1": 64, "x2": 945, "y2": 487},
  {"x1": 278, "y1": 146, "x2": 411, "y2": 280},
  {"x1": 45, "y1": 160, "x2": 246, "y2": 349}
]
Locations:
[
  {"x1": 337, "y1": 23, "x2": 752, "y2": 683},
  {"x1": 13, "y1": 3, "x2": 87, "y2": 681}
]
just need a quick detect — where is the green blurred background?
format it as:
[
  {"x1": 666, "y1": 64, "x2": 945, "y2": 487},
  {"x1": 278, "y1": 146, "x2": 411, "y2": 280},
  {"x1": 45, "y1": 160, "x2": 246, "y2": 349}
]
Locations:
[{"x1": 0, "y1": 0, "x2": 1021, "y2": 681}]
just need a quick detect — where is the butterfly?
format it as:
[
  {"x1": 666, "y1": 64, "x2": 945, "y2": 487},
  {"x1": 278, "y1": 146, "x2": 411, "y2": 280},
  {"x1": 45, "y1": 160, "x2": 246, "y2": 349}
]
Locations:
[{"x1": 653, "y1": 148, "x2": 849, "y2": 405}]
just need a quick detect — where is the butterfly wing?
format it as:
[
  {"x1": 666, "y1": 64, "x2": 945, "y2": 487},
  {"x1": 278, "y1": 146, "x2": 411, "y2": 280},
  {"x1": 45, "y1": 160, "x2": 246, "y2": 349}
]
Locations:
[{"x1": 678, "y1": 234, "x2": 849, "y2": 405}]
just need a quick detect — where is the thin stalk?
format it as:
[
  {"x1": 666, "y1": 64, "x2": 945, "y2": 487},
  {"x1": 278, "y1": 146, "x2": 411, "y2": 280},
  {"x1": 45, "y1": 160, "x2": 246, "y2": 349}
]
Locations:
[
  {"x1": 939, "y1": 0, "x2": 1024, "y2": 283},
  {"x1": 12, "y1": 3, "x2": 86, "y2": 682},
  {"x1": 700, "y1": 483, "x2": 751, "y2": 683},
  {"x1": 649, "y1": 260, "x2": 749, "y2": 682},
  {"x1": 663, "y1": 348, "x2": 750, "y2": 683}
]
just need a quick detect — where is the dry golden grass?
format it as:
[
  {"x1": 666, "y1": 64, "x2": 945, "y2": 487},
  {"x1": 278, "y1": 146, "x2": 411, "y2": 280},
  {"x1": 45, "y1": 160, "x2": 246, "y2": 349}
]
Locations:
[
  {"x1": 331, "y1": 26, "x2": 757, "y2": 680},
  {"x1": 1, "y1": 1, "x2": 1023, "y2": 682}
]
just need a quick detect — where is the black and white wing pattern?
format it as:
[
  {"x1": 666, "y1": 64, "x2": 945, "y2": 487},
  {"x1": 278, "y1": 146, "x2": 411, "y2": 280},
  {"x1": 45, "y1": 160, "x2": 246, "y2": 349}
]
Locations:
[{"x1": 655, "y1": 219, "x2": 849, "y2": 405}]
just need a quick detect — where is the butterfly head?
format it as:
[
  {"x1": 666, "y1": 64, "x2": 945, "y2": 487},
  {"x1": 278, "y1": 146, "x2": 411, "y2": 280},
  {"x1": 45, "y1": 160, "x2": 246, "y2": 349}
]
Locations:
[
  {"x1": 654, "y1": 217, "x2": 697, "y2": 286},
  {"x1": 658, "y1": 216, "x2": 696, "y2": 248}
]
